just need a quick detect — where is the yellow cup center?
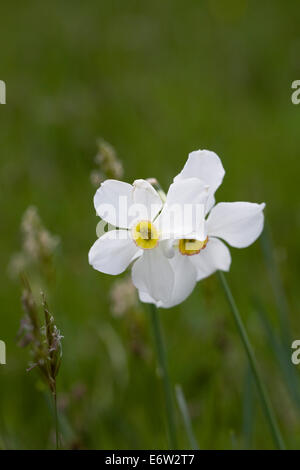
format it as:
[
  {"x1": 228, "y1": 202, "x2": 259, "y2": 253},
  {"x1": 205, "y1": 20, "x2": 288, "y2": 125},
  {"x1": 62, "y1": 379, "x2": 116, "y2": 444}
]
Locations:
[
  {"x1": 132, "y1": 220, "x2": 159, "y2": 250},
  {"x1": 179, "y1": 237, "x2": 208, "y2": 256}
]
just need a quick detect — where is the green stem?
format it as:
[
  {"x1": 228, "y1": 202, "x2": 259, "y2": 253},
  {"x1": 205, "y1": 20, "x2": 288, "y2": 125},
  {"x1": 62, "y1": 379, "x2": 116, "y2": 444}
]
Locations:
[
  {"x1": 149, "y1": 304, "x2": 177, "y2": 449},
  {"x1": 53, "y1": 384, "x2": 59, "y2": 450},
  {"x1": 175, "y1": 385, "x2": 198, "y2": 450},
  {"x1": 218, "y1": 271, "x2": 285, "y2": 450}
]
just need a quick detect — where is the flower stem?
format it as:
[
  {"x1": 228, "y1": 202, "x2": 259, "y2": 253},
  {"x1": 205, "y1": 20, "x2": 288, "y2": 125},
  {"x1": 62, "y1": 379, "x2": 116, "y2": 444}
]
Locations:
[
  {"x1": 175, "y1": 384, "x2": 199, "y2": 450},
  {"x1": 149, "y1": 304, "x2": 177, "y2": 449},
  {"x1": 218, "y1": 271, "x2": 285, "y2": 450}
]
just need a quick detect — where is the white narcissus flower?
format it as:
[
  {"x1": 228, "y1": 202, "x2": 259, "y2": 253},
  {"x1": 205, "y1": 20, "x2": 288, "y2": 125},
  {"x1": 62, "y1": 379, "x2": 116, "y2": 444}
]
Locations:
[
  {"x1": 89, "y1": 177, "x2": 208, "y2": 305},
  {"x1": 138, "y1": 149, "x2": 265, "y2": 308}
]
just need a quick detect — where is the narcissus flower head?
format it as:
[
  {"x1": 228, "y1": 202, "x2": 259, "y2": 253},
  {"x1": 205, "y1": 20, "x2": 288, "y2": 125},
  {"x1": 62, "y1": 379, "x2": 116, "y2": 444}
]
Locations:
[
  {"x1": 89, "y1": 149, "x2": 265, "y2": 309},
  {"x1": 137, "y1": 149, "x2": 265, "y2": 308},
  {"x1": 89, "y1": 177, "x2": 208, "y2": 305}
]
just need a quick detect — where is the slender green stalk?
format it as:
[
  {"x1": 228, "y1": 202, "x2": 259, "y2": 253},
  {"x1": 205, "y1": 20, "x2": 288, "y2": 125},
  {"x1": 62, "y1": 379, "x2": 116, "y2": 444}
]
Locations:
[
  {"x1": 149, "y1": 304, "x2": 177, "y2": 449},
  {"x1": 218, "y1": 271, "x2": 285, "y2": 450},
  {"x1": 260, "y1": 225, "x2": 291, "y2": 346},
  {"x1": 175, "y1": 385, "x2": 198, "y2": 450},
  {"x1": 242, "y1": 365, "x2": 254, "y2": 449},
  {"x1": 53, "y1": 384, "x2": 59, "y2": 450},
  {"x1": 256, "y1": 300, "x2": 300, "y2": 410}
]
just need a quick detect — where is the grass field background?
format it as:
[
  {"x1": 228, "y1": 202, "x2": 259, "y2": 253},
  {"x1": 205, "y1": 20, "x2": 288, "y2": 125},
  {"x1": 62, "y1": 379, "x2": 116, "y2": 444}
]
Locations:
[{"x1": 0, "y1": 0, "x2": 300, "y2": 449}]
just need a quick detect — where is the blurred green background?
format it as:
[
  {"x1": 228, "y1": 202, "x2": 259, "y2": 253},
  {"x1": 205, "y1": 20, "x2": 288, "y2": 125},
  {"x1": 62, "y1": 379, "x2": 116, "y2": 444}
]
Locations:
[{"x1": 1, "y1": 0, "x2": 300, "y2": 449}]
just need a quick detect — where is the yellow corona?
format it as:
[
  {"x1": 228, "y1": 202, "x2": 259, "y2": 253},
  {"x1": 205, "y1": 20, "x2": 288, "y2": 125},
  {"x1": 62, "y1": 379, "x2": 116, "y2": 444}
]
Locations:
[
  {"x1": 132, "y1": 220, "x2": 159, "y2": 250},
  {"x1": 179, "y1": 237, "x2": 208, "y2": 256}
]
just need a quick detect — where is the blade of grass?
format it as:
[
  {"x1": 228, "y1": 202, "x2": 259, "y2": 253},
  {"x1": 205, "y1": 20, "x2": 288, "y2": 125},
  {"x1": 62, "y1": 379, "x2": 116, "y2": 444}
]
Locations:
[
  {"x1": 54, "y1": 385, "x2": 59, "y2": 450},
  {"x1": 260, "y1": 225, "x2": 291, "y2": 346},
  {"x1": 218, "y1": 271, "x2": 286, "y2": 450},
  {"x1": 175, "y1": 385, "x2": 199, "y2": 450},
  {"x1": 149, "y1": 304, "x2": 177, "y2": 449},
  {"x1": 44, "y1": 389, "x2": 76, "y2": 448},
  {"x1": 230, "y1": 430, "x2": 238, "y2": 449},
  {"x1": 242, "y1": 364, "x2": 254, "y2": 449},
  {"x1": 255, "y1": 299, "x2": 300, "y2": 410}
]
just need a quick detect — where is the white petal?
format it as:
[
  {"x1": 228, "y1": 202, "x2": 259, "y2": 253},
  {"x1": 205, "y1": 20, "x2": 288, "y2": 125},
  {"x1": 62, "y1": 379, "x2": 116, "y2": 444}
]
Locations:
[
  {"x1": 206, "y1": 202, "x2": 266, "y2": 248},
  {"x1": 190, "y1": 237, "x2": 231, "y2": 281},
  {"x1": 94, "y1": 179, "x2": 162, "y2": 229},
  {"x1": 132, "y1": 179, "x2": 163, "y2": 222},
  {"x1": 164, "y1": 253, "x2": 197, "y2": 307},
  {"x1": 174, "y1": 149, "x2": 225, "y2": 213},
  {"x1": 88, "y1": 230, "x2": 141, "y2": 275},
  {"x1": 165, "y1": 177, "x2": 209, "y2": 206},
  {"x1": 94, "y1": 180, "x2": 134, "y2": 228},
  {"x1": 131, "y1": 246, "x2": 174, "y2": 304},
  {"x1": 160, "y1": 239, "x2": 175, "y2": 259},
  {"x1": 137, "y1": 252, "x2": 197, "y2": 308},
  {"x1": 157, "y1": 178, "x2": 208, "y2": 239},
  {"x1": 138, "y1": 289, "x2": 159, "y2": 306}
]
